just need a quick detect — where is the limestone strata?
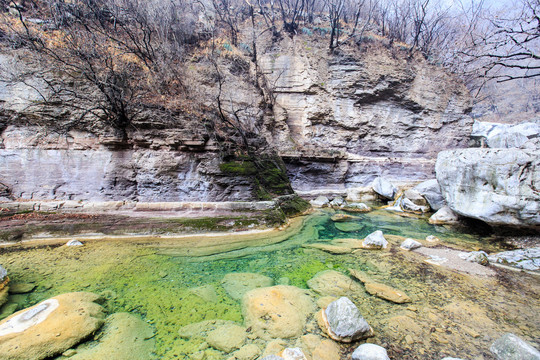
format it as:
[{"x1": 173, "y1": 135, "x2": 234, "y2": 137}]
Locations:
[{"x1": 436, "y1": 148, "x2": 540, "y2": 228}]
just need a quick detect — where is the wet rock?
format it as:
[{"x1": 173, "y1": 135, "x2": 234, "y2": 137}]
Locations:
[
  {"x1": 64, "y1": 312, "x2": 155, "y2": 360},
  {"x1": 441, "y1": 358, "x2": 465, "y2": 360},
  {"x1": 66, "y1": 240, "x2": 84, "y2": 247},
  {"x1": 436, "y1": 148, "x2": 540, "y2": 228},
  {"x1": 178, "y1": 319, "x2": 239, "y2": 339},
  {"x1": 260, "y1": 356, "x2": 284, "y2": 360},
  {"x1": 310, "y1": 196, "x2": 330, "y2": 208},
  {"x1": 331, "y1": 238, "x2": 363, "y2": 249},
  {"x1": 8, "y1": 283, "x2": 36, "y2": 294},
  {"x1": 298, "y1": 334, "x2": 341, "y2": 360},
  {"x1": 488, "y1": 248, "x2": 540, "y2": 271},
  {"x1": 206, "y1": 323, "x2": 247, "y2": 353},
  {"x1": 318, "y1": 297, "x2": 372, "y2": 343},
  {"x1": 0, "y1": 292, "x2": 105, "y2": 360},
  {"x1": 348, "y1": 269, "x2": 411, "y2": 304},
  {"x1": 459, "y1": 251, "x2": 489, "y2": 266},
  {"x1": 400, "y1": 238, "x2": 422, "y2": 251},
  {"x1": 372, "y1": 177, "x2": 397, "y2": 200},
  {"x1": 334, "y1": 222, "x2": 364, "y2": 232},
  {"x1": 231, "y1": 344, "x2": 261, "y2": 360},
  {"x1": 279, "y1": 348, "x2": 308, "y2": 360},
  {"x1": 329, "y1": 197, "x2": 346, "y2": 208},
  {"x1": 304, "y1": 244, "x2": 352, "y2": 254},
  {"x1": 364, "y1": 283, "x2": 411, "y2": 304},
  {"x1": 414, "y1": 179, "x2": 446, "y2": 211},
  {"x1": 0, "y1": 265, "x2": 7, "y2": 283},
  {"x1": 426, "y1": 235, "x2": 440, "y2": 242},
  {"x1": 404, "y1": 189, "x2": 428, "y2": 207},
  {"x1": 490, "y1": 333, "x2": 540, "y2": 360},
  {"x1": 402, "y1": 197, "x2": 430, "y2": 213},
  {"x1": 351, "y1": 344, "x2": 390, "y2": 360},
  {"x1": 0, "y1": 303, "x2": 18, "y2": 320},
  {"x1": 261, "y1": 339, "x2": 287, "y2": 358},
  {"x1": 429, "y1": 206, "x2": 460, "y2": 225},
  {"x1": 362, "y1": 231, "x2": 388, "y2": 249},
  {"x1": 330, "y1": 214, "x2": 356, "y2": 222},
  {"x1": 221, "y1": 273, "x2": 274, "y2": 301},
  {"x1": 189, "y1": 285, "x2": 219, "y2": 303},
  {"x1": 342, "y1": 203, "x2": 372, "y2": 213},
  {"x1": 307, "y1": 270, "x2": 363, "y2": 297},
  {"x1": 0, "y1": 265, "x2": 9, "y2": 307},
  {"x1": 242, "y1": 285, "x2": 315, "y2": 340}
]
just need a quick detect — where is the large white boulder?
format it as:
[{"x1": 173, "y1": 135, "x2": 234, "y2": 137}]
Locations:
[
  {"x1": 413, "y1": 179, "x2": 446, "y2": 211},
  {"x1": 436, "y1": 148, "x2": 540, "y2": 228},
  {"x1": 371, "y1": 177, "x2": 397, "y2": 200},
  {"x1": 471, "y1": 121, "x2": 539, "y2": 149}
]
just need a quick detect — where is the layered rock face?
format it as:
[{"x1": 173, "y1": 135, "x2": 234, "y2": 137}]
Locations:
[
  {"x1": 260, "y1": 41, "x2": 473, "y2": 192},
  {"x1": 436, "y1": 148, "x2": 539, "y2": 228},
  {"x1": 0, "y1": 39, "x2": 473, "y2": 201}
]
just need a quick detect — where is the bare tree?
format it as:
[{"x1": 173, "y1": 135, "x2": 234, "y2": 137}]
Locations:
[{"x1": 461, "y1": 0, "x2": 540, "y2": 82}]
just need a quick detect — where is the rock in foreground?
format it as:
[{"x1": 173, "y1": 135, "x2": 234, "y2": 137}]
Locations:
[
  {"x1": 490, "y1": 333, "x2": 540, "y2": 360},
  {"x1": 362, "y1": 231, "x2": 388, "y2": 249},
  {"x1": 65, "y1": 312, "x2": 155, "y2": 360},
  {"x1": 319, "y1": 297, "x2": 373, "y2": 342},
  {"x1": 242, "y1": 285, "x2": 315, "y2": 340},
  {"x1": 351, "y1": 343, "x2": 390, "y2": 360},
  {"x1": 0, "y1": 292, "x2": 106, "y2": 360},
  {"x1": 436, "y1": 148, "x2": 540, "y2": 228}
]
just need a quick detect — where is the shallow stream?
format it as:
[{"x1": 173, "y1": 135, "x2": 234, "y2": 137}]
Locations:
[{"x1": 1, "y1": 209, "x2": 539, "y2": 359}]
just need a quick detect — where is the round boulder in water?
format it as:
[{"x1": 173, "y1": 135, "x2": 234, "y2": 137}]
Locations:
[{"x1": 362, "y1": 231, "x2": 388, "y2": 249}]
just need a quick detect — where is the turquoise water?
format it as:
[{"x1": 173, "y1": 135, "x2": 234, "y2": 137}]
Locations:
[{"x1": 1, "y1": 210, "x2": 538, "y2": 359}]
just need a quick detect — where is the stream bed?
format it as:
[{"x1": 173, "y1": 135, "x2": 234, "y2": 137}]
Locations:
[{"x1": 0, "y1": 209, "x2": 539, "y2": 360}]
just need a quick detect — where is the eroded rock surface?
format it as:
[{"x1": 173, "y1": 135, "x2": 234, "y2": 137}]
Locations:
[
  {"x1": 0, "y1": 292, "x2": 105, "y2": 360},
  {"x1": 242, "y1": 285, "x2": 315, "y2": 340}
]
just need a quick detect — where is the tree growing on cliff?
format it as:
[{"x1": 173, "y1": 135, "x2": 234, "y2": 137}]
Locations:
[{"x1": 4, "y1": 0, "x2": 194, "y2": 139}]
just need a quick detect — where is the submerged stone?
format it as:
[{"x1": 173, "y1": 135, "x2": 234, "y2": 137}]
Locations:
[
  {"x1": 221, "y1": 273, "x2": 274, "y2": 301},
  {"x1": 330, "y1": 214, "x2": 356, "y2": 222},
  {"x1": 490, "y1": 333, "x2": 540, "y2": 360},
  {"x1": 206, "y1": 323, "x2": 247, "y2": 353},
  {"x1": 8, "y1": 283, "x2": 36, "y2": 294},
  {"x1": 65, "y1": 312, "x2": 155, "y2": 360},
  {"x1": 304, "y1": 243, "x2": 352, "y2": 254},
  {"x1": 334, "y1": 222, "x2": 364, "y2": 232},
  {"x1": 242, "y1": 285, "x2": 315, "y2": 340},
  {"x1": 307, "y1": 270, "x2": 363, "y2": 297}
]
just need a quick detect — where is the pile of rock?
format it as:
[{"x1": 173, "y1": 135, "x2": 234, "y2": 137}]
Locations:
[{"x1": 310, "y1": 196, "x2": 372, "y2": 213}]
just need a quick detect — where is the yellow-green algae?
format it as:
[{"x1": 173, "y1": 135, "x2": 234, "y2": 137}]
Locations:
[{"x1": 0, "y1": 210, "x2": 538, "y2": 359}]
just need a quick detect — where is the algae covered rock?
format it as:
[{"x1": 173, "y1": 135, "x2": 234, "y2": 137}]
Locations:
[
  {"x1": 206, "y1": 323, "x2": 247, "y2": 353},
  {"x1": 307, "y1": 270, "x2": 363, "y2": 297},
  {"x1": 221, "y1": 272, "x2": 274, "y2": 300},
  {"x1": 330, "y1": 214, "x2": 356, "y2": 222},
  {"x1": 318, "y1": 297, "x2": 373, "y2": 343},
  {"x1": 348, "y1": 269, "x2": 411, "y2": 304},
  {"x1": 242, "y1": 285, "x2": 315, "y2": 340},
  {"x1": 0, "y1": 292, "x2": 106, "y2": 360},
  {"x1": 62, "y1": 312, "x2": 155, "y2": 360},
  {"x1": 334, "y1": 222, "x2": 364, "y2": 232}
]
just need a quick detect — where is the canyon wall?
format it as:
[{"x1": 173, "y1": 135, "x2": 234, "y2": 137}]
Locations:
[{"x1": 0, "y1": 38, "x2": 474, "y2": 201}]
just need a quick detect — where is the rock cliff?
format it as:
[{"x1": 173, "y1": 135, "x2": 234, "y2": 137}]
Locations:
[{"x1": 0, "y1": 37, "x2": 473, "y2": 201}]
